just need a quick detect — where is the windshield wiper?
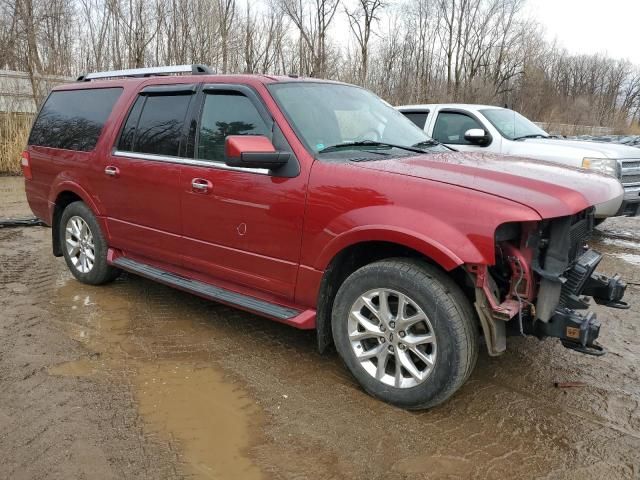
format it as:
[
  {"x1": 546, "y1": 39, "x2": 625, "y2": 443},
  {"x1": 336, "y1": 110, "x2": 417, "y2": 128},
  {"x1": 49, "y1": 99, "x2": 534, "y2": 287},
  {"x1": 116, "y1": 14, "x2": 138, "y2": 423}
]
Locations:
[
  {"x1": 318, "y1": 140, "x2": 427, "y2": 154},
  {"x1": 412, "y1": 139, "x2": 444, "y2": 149},
  {"x1": 512, "y1": 134, "x2": 550, "y2": 141}
]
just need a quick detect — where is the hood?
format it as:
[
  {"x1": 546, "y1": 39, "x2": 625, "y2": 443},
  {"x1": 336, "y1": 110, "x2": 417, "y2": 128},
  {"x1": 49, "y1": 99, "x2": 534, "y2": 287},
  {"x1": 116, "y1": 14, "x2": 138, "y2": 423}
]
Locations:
[
  {"x1": 520, "y1": 138, "x2": 640, "y2": 160},
  {"x1": 351, "y1": 151, "x2": 624, "y2": 219}
]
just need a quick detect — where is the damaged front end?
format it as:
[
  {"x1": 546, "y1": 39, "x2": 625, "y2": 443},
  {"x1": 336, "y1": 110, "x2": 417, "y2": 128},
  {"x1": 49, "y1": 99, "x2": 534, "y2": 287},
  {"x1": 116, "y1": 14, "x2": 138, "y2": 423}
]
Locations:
[{"x1": 469, "y1": 208, "x2": 628, "y2": 357}]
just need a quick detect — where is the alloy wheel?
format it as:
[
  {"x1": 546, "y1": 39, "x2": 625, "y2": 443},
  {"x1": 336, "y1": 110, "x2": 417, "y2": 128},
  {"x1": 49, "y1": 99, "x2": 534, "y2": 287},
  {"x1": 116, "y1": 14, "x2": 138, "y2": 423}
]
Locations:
[
  {"x1": 65, "y1": 215, "x2": 95, "y2": 274},
  {"x1": 348, "y1": 288, "x2": 437, "y2": 388}
]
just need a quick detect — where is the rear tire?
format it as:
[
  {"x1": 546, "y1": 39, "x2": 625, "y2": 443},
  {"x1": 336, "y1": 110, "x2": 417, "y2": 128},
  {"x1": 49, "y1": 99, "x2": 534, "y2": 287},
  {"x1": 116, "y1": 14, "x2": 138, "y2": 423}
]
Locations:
[
  {"x1": 60, "y1": 201, "x2": 120, "y2": 285},
  {"x1": 331, "y1": 258, "x2": 478, "y2": 409}
]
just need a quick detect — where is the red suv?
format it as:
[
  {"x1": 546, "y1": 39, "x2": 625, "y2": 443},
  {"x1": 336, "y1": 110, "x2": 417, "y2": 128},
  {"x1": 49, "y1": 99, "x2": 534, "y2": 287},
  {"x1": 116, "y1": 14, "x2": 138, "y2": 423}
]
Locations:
[{"x1": 23, "y1": 65, "x2": 628, "y2": 409}]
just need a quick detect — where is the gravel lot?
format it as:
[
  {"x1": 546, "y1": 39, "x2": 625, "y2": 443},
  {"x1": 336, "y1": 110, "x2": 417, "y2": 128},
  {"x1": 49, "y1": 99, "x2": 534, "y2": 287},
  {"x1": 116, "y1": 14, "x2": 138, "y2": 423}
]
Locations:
[{"x1": 1, "y1": 176, "x2": 639, "y2": 480}]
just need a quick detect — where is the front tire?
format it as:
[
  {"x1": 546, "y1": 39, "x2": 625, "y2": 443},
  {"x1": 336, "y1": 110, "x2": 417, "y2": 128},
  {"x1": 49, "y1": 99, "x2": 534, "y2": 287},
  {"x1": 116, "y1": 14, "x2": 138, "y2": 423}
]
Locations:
[
  {"x1": 331, "y1": 258, "x2": 478, "y2": 409},
  {"x1": 60, "y1": 201, "x2": 120, "y2": 285}
]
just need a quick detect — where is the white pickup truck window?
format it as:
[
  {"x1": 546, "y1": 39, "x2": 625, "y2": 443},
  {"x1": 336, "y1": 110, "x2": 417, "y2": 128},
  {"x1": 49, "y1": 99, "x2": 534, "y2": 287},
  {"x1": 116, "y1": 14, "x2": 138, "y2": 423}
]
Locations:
[
  {"x1": 432, "y1": 112, "x2": 483, "y2": 145},
  {"x1": 481, "y1": 108, "x2": 548, "y2": 140}
]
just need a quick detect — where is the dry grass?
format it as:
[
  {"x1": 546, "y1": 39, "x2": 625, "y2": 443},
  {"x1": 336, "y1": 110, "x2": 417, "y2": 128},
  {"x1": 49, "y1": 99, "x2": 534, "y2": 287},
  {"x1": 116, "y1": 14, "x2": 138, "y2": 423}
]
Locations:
[
  {"x1": 0, "y1": 113, "x2": 32, "y2": 175},
  {"x1": 623, "y1": 123, "x2": 640, "y2": 135}
]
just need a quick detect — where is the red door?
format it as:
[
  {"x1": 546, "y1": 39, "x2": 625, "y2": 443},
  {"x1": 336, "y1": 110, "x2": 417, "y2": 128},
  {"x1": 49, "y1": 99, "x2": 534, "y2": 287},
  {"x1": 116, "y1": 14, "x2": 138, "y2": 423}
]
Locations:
[
  {"x1": 97, "y1": 85, "x2": 197, "y2": 266},
  {"x1": 99, "y1": 154, "x2": 183, "y2": 266},
  {"x1": 181, "y1": 166, "x2": 306, "y2": 298},
  {"x1": 180, "y1": 86, "x2": 306, "y2": 299}
]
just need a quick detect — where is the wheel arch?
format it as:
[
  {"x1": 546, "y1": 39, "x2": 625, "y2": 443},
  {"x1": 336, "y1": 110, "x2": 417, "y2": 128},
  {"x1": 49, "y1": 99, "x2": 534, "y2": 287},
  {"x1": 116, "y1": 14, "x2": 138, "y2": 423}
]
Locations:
[
  {"x1": 315, "y1": 239, "x2": 476, "y2": 354},
  {"x1": 50, "y1": 183, "x2": 103, "y2": 257},
  {"x1": 315, "y1": 226, "x2": 468, "y2": 273}
]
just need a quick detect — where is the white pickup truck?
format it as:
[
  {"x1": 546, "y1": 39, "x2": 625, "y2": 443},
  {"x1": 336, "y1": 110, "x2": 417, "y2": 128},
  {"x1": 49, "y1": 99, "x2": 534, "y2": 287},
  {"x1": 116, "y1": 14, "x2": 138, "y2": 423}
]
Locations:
[{"x1": 396, "y1": 103, "x2": 640, "y2": 219}]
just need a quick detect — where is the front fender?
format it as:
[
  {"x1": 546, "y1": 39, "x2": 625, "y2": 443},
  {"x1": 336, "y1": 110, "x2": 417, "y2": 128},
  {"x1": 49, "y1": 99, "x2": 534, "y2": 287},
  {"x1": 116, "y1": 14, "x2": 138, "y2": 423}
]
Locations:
[
  {"x1": 303, "y1": 160, "x2": 543, "y2": 273},
  {"x1": 315, "y1": 213, "x2": 473, "y2": 271}
]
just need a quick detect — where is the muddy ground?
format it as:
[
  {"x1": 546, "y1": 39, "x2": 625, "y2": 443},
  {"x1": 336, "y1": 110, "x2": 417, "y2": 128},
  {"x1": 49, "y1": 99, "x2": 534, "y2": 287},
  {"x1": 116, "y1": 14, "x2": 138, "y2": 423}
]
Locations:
[{"x1": 1, "y1": 175, "x2": 639, "y2": 480}]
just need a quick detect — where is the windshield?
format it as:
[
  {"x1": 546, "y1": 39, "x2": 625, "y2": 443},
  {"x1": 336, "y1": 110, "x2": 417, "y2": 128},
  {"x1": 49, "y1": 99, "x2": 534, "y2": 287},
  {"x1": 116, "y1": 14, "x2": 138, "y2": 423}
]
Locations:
[
  {"x1": 268, "y1": 82, "x2": 443, "y2": 156},
  {"x1": 480, "y1": 108, "x2": 549, "y2": 140}
]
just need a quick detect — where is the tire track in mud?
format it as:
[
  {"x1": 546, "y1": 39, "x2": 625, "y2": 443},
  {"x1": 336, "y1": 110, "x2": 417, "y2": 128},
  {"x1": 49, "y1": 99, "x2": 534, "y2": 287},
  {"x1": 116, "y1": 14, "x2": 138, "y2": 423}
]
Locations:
[
  {"x1": 112, "y1": 274, "x2": 640, "y2": 476},
  {"x1": 46, "y1": 266, "x2": 639, "y2": 480},
  {"x1": 1, "y1": 177, "x2": 640, "y2": 479}
]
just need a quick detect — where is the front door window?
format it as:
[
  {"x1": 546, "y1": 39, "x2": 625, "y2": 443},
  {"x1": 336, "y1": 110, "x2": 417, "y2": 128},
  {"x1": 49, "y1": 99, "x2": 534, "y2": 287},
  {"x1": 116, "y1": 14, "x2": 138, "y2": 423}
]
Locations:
[
  {"x1": 432, "y1": 112, "x2": 483, "y2": 145},
  {"x1": 197, "y1": 92, "x2": 270, "y2": 163}
]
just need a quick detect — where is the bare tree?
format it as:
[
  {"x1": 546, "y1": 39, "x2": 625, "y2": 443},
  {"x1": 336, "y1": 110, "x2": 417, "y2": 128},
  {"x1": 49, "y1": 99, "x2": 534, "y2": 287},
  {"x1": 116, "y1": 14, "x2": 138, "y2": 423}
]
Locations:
[
  {"x1": 278, "y1": 0, "x2": 339, "y2": 77},
  {"x1": 217, "y1": 0, "x2": 235, "y2": 73},
  {"x1": 2, "y1": 0, "x2": 640, "y2": 132},
  {"x1": 79, "y1": 0, "x2": 113, "y2": 70},
  {"x1": 345, "y1": 0, "x2": 384, "y2": 85},
  {"x1": 15, "y1": 0, "x2": 44, "y2": 101}
]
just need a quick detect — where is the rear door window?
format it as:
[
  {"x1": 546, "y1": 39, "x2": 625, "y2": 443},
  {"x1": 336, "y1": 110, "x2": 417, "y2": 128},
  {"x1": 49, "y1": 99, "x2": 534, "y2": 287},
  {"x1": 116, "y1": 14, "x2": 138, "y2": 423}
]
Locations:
[
  {"x1": 197, "y1": 92, "x2": 270, "y2": 162},
  {"x1": 118, "y1": 88, "x2": 194, "y2": 157},
  {"x1": 401, "y1": 111, "x2": 429, "y2": 130},
  {"x1": 28, "y1": 88, "x2": 122, "y2": 151}
]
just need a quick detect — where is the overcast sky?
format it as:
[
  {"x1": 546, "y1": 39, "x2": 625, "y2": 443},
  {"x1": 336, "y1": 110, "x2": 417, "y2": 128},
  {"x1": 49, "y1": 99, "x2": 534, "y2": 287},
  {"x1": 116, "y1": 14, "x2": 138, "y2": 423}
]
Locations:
[{"x1": 526, "y1": 0, "x2": 640, "y2": 65}]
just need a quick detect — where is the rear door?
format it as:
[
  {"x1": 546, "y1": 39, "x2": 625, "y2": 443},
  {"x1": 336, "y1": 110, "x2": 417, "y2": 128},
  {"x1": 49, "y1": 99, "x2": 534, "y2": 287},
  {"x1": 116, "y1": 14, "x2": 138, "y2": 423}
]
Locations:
[
  {"x1": 98, "y1": 84, "x2": 196, "y2": 266},
  {"x1": 179, "y1": 84, "x2": 306, "y2": 299}
]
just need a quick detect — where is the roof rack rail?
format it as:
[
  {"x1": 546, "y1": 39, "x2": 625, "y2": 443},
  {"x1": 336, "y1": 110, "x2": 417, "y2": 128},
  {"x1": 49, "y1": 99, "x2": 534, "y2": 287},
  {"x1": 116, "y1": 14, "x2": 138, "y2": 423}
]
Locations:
[{"x1": 76, "y1": 64, "x2": 213, "y2": 82}]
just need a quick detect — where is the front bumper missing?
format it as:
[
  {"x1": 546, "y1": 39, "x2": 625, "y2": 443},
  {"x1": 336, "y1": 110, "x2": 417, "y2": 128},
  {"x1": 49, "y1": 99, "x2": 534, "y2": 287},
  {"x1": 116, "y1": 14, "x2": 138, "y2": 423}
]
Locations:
[
  {"x1": 583, "y1": 272, "x2": 628, "y2": 309},
  {"x1": 527, "y1": 309, "x2": 605, "y2": 356},
  {"x1": 472, "y1": 210, "x2": 629, "y2": 358},
  {"x1": 527, "y1": 249, "x2": 628, "y2": 356}
]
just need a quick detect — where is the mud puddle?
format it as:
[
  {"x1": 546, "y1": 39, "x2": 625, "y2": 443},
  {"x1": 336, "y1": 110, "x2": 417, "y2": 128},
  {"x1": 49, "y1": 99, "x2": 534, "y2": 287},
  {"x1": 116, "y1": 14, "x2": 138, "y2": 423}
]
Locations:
[
  {"x1": 136, "y1": 362, "x2": 263, "y2": 480},
  {"x1": 45, "y1": 252, "x2": 640, "y2": 480},
  {"x1": 49, "y1": 277, "x2": 266, "y2": 480},
  {"x1": 3, "y1": 175, "x2": 639, "y2": 480}
]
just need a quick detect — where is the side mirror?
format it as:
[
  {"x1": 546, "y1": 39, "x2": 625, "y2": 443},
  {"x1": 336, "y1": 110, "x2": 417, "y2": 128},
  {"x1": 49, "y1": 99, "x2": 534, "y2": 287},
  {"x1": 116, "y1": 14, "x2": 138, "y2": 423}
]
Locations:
[
  {"x1": 224, "y1": 135, "x2": 290, "y2": 169},
  {"x1": 464, "y1": 128, "x2": 491, "y2": 146}
]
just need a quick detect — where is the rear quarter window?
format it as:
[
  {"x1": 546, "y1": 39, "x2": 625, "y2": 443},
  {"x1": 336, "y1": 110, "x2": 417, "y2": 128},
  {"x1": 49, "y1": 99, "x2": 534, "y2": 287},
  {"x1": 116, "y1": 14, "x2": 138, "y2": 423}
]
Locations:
[
  {"x1": 28, "y1": 88, "x2": 122, "y2": 151},
  {"x1": 401, "y1": 111, "x2": 429, "y2": 130}
]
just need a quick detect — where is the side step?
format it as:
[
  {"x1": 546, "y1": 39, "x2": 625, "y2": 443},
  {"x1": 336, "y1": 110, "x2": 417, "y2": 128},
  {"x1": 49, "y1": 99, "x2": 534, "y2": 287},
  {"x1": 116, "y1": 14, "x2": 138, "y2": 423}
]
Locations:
[{"x1": 112, "y1": 257, "x2": 302, "y2": 321}]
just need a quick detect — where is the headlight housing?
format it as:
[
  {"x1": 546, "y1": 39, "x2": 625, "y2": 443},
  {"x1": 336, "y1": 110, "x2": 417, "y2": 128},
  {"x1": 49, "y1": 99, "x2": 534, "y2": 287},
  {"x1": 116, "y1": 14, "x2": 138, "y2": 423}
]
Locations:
[{"x1": 582, "y1": 157, "x2": 621, "y2": 178}]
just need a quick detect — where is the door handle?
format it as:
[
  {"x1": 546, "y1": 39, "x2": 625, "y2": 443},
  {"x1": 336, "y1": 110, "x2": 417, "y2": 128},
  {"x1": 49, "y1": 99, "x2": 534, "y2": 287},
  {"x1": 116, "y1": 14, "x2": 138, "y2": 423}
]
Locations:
[
  {"x1": 191, "y1": 178, "x2": 212, "y2": 193},
  {"x1": 104, "y1": 165, "x2": 120, "y2": 177}
]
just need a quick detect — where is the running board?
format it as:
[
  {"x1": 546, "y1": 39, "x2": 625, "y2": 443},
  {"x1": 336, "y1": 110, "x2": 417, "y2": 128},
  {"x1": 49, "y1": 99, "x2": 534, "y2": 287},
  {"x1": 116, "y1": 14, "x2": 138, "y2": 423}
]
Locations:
[{"x1": 112, "y1": 257, "x2": 302, "y2": 321}]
